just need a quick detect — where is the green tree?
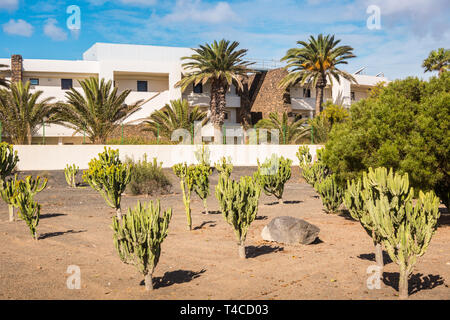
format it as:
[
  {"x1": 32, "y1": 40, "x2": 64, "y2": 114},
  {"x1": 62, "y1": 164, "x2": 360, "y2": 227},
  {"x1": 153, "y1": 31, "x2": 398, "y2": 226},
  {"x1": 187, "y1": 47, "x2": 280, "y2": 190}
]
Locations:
[
  {"x1": 279, "y1": 34, "x2": 356, "y2": 115},
  {"x1": 175, "y1": 40, "x2": 253, "y2": 141},
  {"x1": 56, "y1": 77, "x2": 143, "y2": 144},
  {"x1": 143, "y1": 99, "x2": 206, "y2": 141},
  {"x1": 422, "y1": 48, "x2": 450, "y2": 77},
  {"x1": 324, "y1": 74, "x2": 450, "y2": 208},
  {"x1": 255, "y1": 112, "x2": 309, "y2": 144},
  {"x1": 308, "y1": 101, "x2": 349, "y2": 143},
  {"x1": 0, "y1": 81, "x2": 57, "y2": 144}
]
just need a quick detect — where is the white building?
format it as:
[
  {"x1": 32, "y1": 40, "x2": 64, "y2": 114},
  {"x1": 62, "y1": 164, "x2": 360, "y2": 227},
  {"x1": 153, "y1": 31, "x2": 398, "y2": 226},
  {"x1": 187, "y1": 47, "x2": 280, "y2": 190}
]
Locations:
[{"x1": 0, "y1": 43, "x2": 388, "y2": 144}]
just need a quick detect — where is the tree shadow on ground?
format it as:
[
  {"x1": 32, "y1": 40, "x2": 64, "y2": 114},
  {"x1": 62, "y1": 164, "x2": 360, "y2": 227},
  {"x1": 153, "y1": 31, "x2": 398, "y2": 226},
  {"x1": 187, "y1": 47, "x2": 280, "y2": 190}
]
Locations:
[
  {"x1": 255, "y1": 215, "x2": 268, "y2": 221},
  {"x1": 264, "y1": 200, "x2": 302, "y2": 206},
  {"x1": 246, "y1": 245, "x2": 284, "y2": 258},
  {"x1": 39, "y1": 229, "x2": 86, "y2": 240},
  {"x1": 193, "y1": 221, "x2": 216, "y2": 230},
  {"x1": 383, "y1": 272, "x2": 445, "y2": 296},
  {"x1": 40, "y1": 213, "x2": 67, "y2": 220},
  {"x1": 358, "y1": 251, "x2": 393, "y2": 265},
  {"x1": 203, "y1": 210, "x2": 221, "y2": 215},
  {"x1": 437, "y1": 208, "x2": 450, "y2": 228},
  {"x1": 147, "y1": 269, "x2": 206, "y2": 289}
]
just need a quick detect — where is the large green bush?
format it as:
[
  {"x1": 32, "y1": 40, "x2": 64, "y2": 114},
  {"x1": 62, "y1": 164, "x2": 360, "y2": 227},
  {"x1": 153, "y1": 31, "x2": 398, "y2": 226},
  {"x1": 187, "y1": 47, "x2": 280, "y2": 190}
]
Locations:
[{"x1": 323, "y1": 73, "x2": 450, "y2": 208}]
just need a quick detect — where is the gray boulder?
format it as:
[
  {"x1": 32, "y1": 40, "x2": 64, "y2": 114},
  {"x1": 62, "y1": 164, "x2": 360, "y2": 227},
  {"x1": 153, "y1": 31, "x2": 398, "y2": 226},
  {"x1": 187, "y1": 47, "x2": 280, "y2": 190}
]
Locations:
[{"x1": 261, "y1": 216, "x2": 320, "y2": 245}]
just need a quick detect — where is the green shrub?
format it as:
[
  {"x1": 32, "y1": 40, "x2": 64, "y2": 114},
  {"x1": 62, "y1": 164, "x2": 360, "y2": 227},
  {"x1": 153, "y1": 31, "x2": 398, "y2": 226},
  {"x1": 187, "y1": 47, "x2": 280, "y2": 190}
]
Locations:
[
  {"x1": 125, "y1": 155, "x2": 171, "y2": 196},
  {"x1": 323, "y1": 74, "x2": 450, "y2": 208},
  {"x1": 64, "y1": 164, "x2": 79, "y2": 188},
  {"x1": 214, "y1": 156, "x2": 233, "y2": 178},
  {"x1": 0, "y1": 142, "x2": 18, "y2": 181},
  {"x1": 193, "y1": 163, "x2": 212, "y2": 214}
]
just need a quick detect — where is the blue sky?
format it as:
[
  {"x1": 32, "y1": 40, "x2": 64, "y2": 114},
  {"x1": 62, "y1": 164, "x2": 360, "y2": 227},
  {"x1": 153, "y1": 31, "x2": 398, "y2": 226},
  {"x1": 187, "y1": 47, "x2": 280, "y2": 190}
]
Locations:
[{"x1": 1, "y1": 0, "x2": 449, "y2": 80}]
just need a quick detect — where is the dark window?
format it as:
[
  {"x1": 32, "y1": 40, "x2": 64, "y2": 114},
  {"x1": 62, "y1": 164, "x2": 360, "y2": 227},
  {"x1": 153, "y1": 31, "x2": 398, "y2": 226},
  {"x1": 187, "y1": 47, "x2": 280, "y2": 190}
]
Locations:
[
  {"x1": 61, "y1": 79, "x2": 73, "y2": 90},
  {"x1": 137, "y1": 80, "x2": 148, "y2": 92},
  {"x1": 303, "y1": 88, "x2": 311, "y2": 98},
  {"x1": 224, "y1": 112, "x2": 229, "y2": 120},
  {"x1": 351, "y1": 91, "x2": 355, "y2": 101},
  {"x1": 30, "y1": 78, "x2": 39, "y2": 85},
  {"x1": 193, "y1": 83, "x2": 203, "y2": 94},
  {"x1": 251, "y1": 112, "x2": 263, "y2": 124}
]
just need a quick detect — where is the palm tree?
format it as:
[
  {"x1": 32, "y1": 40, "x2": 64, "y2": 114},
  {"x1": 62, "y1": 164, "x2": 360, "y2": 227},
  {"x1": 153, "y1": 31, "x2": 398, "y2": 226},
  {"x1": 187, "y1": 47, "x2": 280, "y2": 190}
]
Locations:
[
  {"x1": 280, "y1": 34, "x2": 356, "y2": 116},
  {"x1": 0, "y1": 64, "x2": 10, "y2": 88},
  {"x1": 175, "y1": 39, "x2": 253, "y2": 141},
  {"x1": 422, "y1": 48, "x2": 450, "y2": 76},
  {"x1": 0, "y1": 81, "x2": 57, "y2": 144},
  {"x1": 56, "y1": 77, "x2": 143, "y2": 144},
  {"x1": 255, "y1": 112, "x2": 309, "y2": 144},
  {"x1": 143, "y1": 99, "x2": 207, "y2": 140}
]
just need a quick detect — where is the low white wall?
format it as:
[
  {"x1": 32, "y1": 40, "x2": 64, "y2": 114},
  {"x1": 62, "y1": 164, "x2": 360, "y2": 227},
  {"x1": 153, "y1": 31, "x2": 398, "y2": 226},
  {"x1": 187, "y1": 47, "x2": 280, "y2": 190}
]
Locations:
[{"x1": 13, "y1": 144, "x2": 324, "y2": 171}]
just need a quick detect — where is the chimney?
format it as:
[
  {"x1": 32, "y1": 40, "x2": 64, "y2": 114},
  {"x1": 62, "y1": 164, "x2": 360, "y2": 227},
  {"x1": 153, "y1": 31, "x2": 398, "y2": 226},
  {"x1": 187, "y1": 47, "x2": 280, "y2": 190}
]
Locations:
[{"x1": 11, "y1": 54, "x2": 23, "y2": 83}]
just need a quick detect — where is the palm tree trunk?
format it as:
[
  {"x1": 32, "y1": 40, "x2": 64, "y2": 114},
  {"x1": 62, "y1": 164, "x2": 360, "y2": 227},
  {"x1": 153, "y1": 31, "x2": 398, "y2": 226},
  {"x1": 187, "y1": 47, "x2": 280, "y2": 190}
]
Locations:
[
  {"x1": 27, "y1": 124, "x2": 32, "y2": 145},
  {"x1": 315, "y1": 85, "x2": 325, "y2": 116},
  {"x1": 210, "y1": 79, "x2": 227, "y2": 144}
]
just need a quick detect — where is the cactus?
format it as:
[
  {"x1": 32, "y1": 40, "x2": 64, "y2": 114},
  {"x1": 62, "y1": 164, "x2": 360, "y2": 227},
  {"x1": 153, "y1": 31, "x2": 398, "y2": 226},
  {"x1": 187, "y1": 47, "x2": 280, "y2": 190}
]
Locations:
[
  {"x1": 83, "y1": 148, "x2": 132, "y2": 221},
  {"x1": 296, "y1": 146, "x2": 329, "y2": 186},
  {"x1": 314, "y1": 174, "x2": 344, "y2": 213},
  {"x1": 253, "y1": 154, "x2": 292, "y2": 203},
  {"x1": 215, "y1": 175, "x2": 261, "y2": 258},
  {"x1": 0, "y1": 175, "x2": 19, "y2": 222},
  {"x1": 64, "y1": 164, "x2": 79, "y2": 188},
  {"x1": 0, "y1": 142, "x2": 19, "y2": 182},
  {"x1": 173, "y1": 163, "x2": 196, "y2": 230},
  {"x1": 194, "y1": 144, "x2": 211, "y2": 166},
  {"x1": 21, "y1": 175, "x2": 48, "y2": 197},
  {"x1": 363, "y1": 167, "x2": 440, "y2": 299},
  {"x1": 344, "y1": 178, "x2": 384, "y2": 269},
  {"x1": 16, "y1": 183, "x2": 41, "y2": 240},
  {"x1": 214, "y1": 156, "x2": 233, "y2": 179},
  {"x1": 112, "y1": 200, "x2": 172, "y2": 291},
  {"x1": 193, "y1": 163, "x2": 212, "y2": 215}
]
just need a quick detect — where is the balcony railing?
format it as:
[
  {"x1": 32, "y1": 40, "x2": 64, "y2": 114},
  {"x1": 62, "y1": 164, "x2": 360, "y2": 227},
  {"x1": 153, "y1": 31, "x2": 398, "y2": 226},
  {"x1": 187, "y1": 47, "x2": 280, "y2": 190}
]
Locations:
[
  {"x1": 183, "y1": 93, "x2": 241, "y2": 108},
  {"x1": 291, "y1": 97, "x2": 315, "y2": 111}
]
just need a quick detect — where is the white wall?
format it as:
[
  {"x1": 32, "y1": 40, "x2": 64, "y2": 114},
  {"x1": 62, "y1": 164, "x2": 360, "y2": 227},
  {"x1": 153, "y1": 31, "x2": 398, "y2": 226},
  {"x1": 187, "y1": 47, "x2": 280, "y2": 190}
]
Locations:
[{"x1": 13, "y1": 145, "x2": 324, "y2": 171}]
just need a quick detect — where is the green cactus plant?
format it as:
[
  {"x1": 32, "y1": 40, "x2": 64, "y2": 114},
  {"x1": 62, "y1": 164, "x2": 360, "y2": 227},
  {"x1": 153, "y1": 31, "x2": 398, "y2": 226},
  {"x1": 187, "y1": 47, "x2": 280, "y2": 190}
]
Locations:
[
  {"x1": 0, "y1": 142, "x2": 19, "y2": 182},
  {"x1": 253, "y1": 154, "x2": 292, "y2": 204},
  {"x1": 359, "y1": 167, "x2": 441, "y2": 299},
  {"x1": 193, "y1": 163, "x2": 212, "y2": 215},
  {"x1": 112, "y1": 200, "x2": 172, "y2": 291},
  {"x1": 173, "y1": 163, "x2": 196, "y2": 230},
  {"x1": 344, "y1": 178, "x2": 384, "y2": 269},
  {"x1": 194, "y1": 144, "x2": 211, "y2": 166},
  {"x1": 296, "y1": 146, "x2": 328, "y2": 186},
  {"x1": 0, "y1": 175, "x2": 19, "y2": 222},
  {"x1": 21, "y1": 175, "x2": 48, "y2": 197},
  {"x1": 314, "y1": 174, "x2": 344, "y2": 213},
  {"x1": 215, "y1": 175, "x2": 261, "y2": 259},
  {"x1": 214, "y1": 156, "x2": 233, "y2": 179},
  {"x1": 83, "y1": 148, "x2": 132, "y2": 221},
  {"x1": 16, "y1": 184, "x2": 41, "y2": 240},
  {"x1": 64, "y1": 164, "x2": 79, "y2": 188}
]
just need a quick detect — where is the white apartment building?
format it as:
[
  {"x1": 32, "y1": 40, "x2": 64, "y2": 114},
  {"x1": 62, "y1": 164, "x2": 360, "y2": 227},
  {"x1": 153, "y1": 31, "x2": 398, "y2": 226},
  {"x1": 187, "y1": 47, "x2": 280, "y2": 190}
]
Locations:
[{"x1": 0, "y1": 43, "x2": 388, "y2": 144}]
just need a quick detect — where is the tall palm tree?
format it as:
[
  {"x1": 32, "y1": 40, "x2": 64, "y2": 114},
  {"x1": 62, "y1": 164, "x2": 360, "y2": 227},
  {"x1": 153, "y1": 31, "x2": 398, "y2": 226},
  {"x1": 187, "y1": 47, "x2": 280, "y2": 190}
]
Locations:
[
  {"x1": 255, "y1": 112, "x2": 309, "y2": 144},
  {"x1": 422, "y1": 48, "x2": 450, "y2": 76},
  {"x1": 0, "y1": 64, "x2": 10, "y2": 88},
  {"x1": 0, "y1": 81, "x2": 57, "y2": 144},
  {"x1": 175, "y1": 39, "x2": 253, "y2": 141},
  {"x1": 280, "y1": 34, "x2": 356, "y2": 115},
  {"x1": 56, "y1": 77, "x2": 143, "y2": 144},
  {"x1": 143, "y1": 99, "x2": 207, "y2": 140}
]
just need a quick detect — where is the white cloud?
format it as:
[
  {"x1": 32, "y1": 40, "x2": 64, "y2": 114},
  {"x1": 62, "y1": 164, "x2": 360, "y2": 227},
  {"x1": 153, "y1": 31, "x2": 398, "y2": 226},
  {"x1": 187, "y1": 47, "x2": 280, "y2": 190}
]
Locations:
[
  {"x1": 0, "y1": 0, "x2": 18, "y2": 11},
  {"x1": 43, "y1": 18, "x2": 68, "y2": 41},
  {"x1": 164, "y1": 0, "x2": 238, "y2": 24},
  {"x1": 2, "y1": 19, "x2": 34, "y2": 37}
]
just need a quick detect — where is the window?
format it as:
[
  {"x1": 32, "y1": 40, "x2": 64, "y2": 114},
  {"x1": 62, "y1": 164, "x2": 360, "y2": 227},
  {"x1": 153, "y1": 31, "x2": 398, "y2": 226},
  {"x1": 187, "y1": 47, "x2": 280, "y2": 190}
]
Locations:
[
  {"x1": 351, "y1": 91, "x2": 355, "y2": 101},
  {"x1": 303, "y1": 88, "x2": 311, "y2": 98},
  {"x1": 193, "y1": 83, "x2": 203, "y2": 94},
  {"x1": 30, "y1": 78, "x2": 39, "y2": 85},
  {"x1": 137, "y1": 80, "x2": 148, "y2": 92},
  {"x1": 224, "y1": 112, "x2": 229, "y2": 120},
  {"x1": 61, "y1": 79, "x2": 73, "y2": 90}
]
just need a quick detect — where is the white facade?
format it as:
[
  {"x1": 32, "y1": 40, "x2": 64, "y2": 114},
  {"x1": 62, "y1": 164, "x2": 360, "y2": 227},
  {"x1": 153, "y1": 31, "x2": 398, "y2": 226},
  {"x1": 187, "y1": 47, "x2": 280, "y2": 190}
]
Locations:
[{"x1": 0, "y1": 43, "x2": 388, "y2": 144}]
